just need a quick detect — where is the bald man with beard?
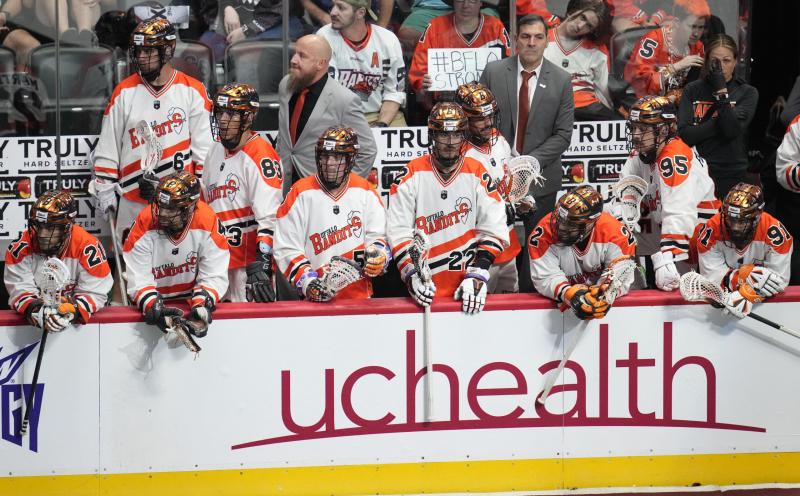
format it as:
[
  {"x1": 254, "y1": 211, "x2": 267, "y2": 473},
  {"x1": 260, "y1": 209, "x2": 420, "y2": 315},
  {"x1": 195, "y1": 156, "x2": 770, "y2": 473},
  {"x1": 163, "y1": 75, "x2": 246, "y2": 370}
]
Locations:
[{"x1": 278, "y1": 34, "x2": 377, "y2": 192}]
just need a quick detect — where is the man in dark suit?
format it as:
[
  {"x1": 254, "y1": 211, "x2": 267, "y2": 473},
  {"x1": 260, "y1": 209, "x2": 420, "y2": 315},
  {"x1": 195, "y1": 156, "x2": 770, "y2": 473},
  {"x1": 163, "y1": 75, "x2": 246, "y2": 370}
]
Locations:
[
  {"x1": 278, "y1": 34, "x2": 377, "y2": 192},
  {"x1": 480, "y1": 14, "x2": 574, "y2": 291}
]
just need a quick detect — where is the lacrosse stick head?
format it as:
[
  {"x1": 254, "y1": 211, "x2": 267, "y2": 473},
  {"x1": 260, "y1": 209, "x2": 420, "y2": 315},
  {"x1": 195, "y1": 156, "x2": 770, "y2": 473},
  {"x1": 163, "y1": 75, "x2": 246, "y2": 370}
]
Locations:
[
  {"x1": 29, "y1": 190, "x2": 77, "y2": 256},
  {"x1": 135, "y1": 120, "x2": 164, "y2": 173},
  {"x1": 598, "y1": 256, "x2": 638, "y2": 305},
  {"x1": 611, "y1": 175, "x2": 648, "y2": 230},
  {"x1": 498, "y1": 155, "x2": 544, "y2": 202},
  {"x1": 679, "y1": 271, "x2": 728, "y2": 305},
  {"x1": 164, "y1": 316, "x2": 201, "y2": 355},
  {"x1": 35, "y1": 257, "x2": 71, "y2": 308},
  {"x1": 407, "y1": 230, "x2": 432, "y2": 283},
  {"x1": 321, "y1": 256, "x2": 363, "y2": 296}
]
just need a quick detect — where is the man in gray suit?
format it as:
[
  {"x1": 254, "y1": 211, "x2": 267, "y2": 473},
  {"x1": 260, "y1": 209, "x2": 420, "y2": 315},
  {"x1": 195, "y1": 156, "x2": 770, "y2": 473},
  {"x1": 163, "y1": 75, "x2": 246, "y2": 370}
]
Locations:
[
  {"x1": 278, "y1": 34, "x2": 377, "y2": 191},
  {"x1": 480, "y1": 14, "x2": 574, "y2": 291}
]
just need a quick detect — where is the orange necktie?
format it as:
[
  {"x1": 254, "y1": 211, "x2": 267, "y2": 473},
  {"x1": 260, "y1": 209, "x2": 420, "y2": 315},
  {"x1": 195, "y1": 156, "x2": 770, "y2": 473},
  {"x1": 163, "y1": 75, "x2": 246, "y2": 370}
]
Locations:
[
  {"x1": 516, "y1": 70, "x2": 534, "y2": 154},
  {"x1": 290, "y1": 88, "x2": 309, "y2": 145}
]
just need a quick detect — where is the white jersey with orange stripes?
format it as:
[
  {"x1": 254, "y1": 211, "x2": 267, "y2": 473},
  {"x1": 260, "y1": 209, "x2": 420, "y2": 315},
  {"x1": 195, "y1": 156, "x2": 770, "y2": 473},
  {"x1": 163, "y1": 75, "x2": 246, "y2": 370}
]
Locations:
[
  {"x1": 619, "y1": 137, "x2": 719, "y2": 260},
  {"x1": 528, "y1": 212, "x2": 637, "y2": 302},
  {"x1": 776, "y1": 114, "x2": 800, "y2": 193},
  {"x1": 695, "y1": 212, "x2": 792, "y2": 293},
  {"x1": 387, "y1": 154, "x2": 509, "y2": 297},
  {"x1": 463, "y1": 134, "x2": 521, "y2": 265},
  {"x1": 123, "y1": 201, "x2": 229, "y2": 313},
  {"x1": 545, "y1": 29, "x2": 612, "y2": 109},
  {"x1": 203, "y1": 134, "x2": 283, "y2": 269},
  {"x1": 274, "y1": 174, "x2": 387, "y2": 300},
  {"x1": 5, "y1": 225, "x2": 112, "y2": 324},
  {"x1": 93, "y1": 69, "x2": 213, "y2": 238}
]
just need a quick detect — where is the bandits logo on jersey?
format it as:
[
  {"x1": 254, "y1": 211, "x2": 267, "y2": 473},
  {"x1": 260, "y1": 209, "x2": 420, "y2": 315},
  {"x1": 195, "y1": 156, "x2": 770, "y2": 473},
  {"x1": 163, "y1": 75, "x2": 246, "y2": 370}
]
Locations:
[
  {"x1": 206, "y1": 173, "x2": 242, "y2": 203},
  {"x1": 415, "y1": 197, "x2": 473, "y2": 235},
  {"x1": 151, "y1": 250, "x2": 199, "y2": 280},
  {"x1": 127, "y1": 107, "x2": 188, "y2": 149},
  {"x1": 309, "y1": 210, "x2": 364, "y2": 255}
]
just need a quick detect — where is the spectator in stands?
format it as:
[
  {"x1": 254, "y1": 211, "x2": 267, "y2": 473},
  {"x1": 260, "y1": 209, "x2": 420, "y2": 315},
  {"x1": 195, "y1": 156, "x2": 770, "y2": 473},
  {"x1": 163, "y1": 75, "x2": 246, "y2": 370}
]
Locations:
[
  {"x1": 678, "y1": 33, "x2": 757, "y2": 201},
  {"x1": 480, "y1": 14, "x2": 574, "y2": 291},
  {"x1": 302, "y1": 0, "x2": 392, "y2": 28},
  {"x1": 408, "y1": 0, "x2": 511, "y2": 103},
  {"x1": 624, "y1": 0, "x2": 709, "y2": 100},
  {"x1": 544, "y1": 0, "x2": 618, "y2": 121},
  {"x1": 277, "y1": 34, "x2": 376, "y2": 190},
  {"x1": 0, "y1": 0, "x2": 42, "y2": 70},
  {"x1": 519, "y1": 0, "x2": 561, "y2": 27},
  {"x1": 318, "y1": 0, "x2": 406, "y2": 127},
  {"x1": 397, "y1": 0, "x2": 499, "y2": 61}
]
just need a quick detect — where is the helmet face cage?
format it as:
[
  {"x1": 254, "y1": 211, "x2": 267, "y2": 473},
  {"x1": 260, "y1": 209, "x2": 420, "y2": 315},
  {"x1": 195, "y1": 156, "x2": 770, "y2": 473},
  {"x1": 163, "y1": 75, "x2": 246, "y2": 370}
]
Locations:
[
  {"x1": 550, "y1": 186, "x2": 603, "y2": 245},
  {"x1": 211, "y1": 83, "x2": 260, "y2": 149},
  {"x1": 152, "y1": 171, "x2": 200, "y2": 236},
  {"x1": 626, "y1": 96, "x2": 677, "y2": 163},
  {"x1": 428, "y1": 102, "x2": 468, "y2": 170},
  {"x1": 456, "y1": 82, "x2": 499, "y2": 146},
  {"x1": 722, "y1": 182, "x2": 764, "y2": 248},
  {"x1": 129, "y1": 19, "x2": 177, "y2": 82},
  {"x1": 315, "y1": 127, "x2": 359, "y2": 190},
  {"x1": 28, "y1": 190, "x2": 77, "y2": 256}
]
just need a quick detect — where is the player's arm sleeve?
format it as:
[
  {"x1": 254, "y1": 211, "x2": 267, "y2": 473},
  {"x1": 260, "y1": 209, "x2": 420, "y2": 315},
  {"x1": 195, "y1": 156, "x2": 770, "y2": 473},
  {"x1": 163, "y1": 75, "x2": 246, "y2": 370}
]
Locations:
[
  {"x1": 4, "y1": 236, "x2": 40, "y2": 315},
  {"x1": 74, "y1": 240, "x2": 113, "y2": 324},
  {"x1": 408, "y1": 25, "x2": 431, "y2": 93},
  {"x1": 383, "y1": 37, "x2": 407, "y2": 105},
  {"x1": 364, "y1": 188, "x2": 388, "y2": 248},
  {"x1": 473, "y1": 172, "x2": 510, "y2": 268},
  {"x1": 695, "y1": 224, "x2": 733, "y2": 289},
  {"x1": 775, "y1": 119, "x2": 800, "y2": 192},
  {"x1": 194, "y1": 219, "x2": 230, "y2": 306},
  {"x1": 387, "y1": 175, "x2": 417, "y2": 280},
  {"x1": 122, "y1": 220, "x2": 161, "y2": 313},
  {"x1": 188, "y1": 84, "x2": 214, "y2": 178},
  {"x1": 93, "y1": 92, "x2": 123, "y2": 182},
  {"x1": 530, "y1": 76, "x2": 574, "y2": 170},
  {"x1": 623, "y1": 35, "x2": 662, "y2": 97},
  {"x1": 274, "y1": 193, "x2": 313, "y2": 287},
  {"x1": 657, "y1": 163, "x2": 697, "y2": 261},
  {"x1": 527, "y1": 226, "x2": 570, "y2": 302},
  {"x1": 247, "y1": 150, "x2": 284, "y2": 249},
  {"x1": 345, "y1": 93, "x2": 377, "y2": 178}
]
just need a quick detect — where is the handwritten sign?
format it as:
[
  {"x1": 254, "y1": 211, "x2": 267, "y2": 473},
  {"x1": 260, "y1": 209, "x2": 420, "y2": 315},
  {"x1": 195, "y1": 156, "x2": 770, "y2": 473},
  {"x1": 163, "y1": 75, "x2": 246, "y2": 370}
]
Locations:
[{"x1": 427, "y1": 47, "x2": 502, "y2": 91}]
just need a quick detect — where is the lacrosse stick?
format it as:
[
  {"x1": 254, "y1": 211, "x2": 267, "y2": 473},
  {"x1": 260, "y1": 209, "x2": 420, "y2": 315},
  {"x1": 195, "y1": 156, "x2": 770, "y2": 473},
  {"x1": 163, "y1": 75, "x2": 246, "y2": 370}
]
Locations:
[
  {"x1": 107, "y1": 207, "x2": 128, "y2": 306},
  {"x1": 407, "y1": 230, "x2": 434, "y2": 422},
  {"x1": 20, "y1": 258, "x2": 71, "y2": 436},
  {"x1": 135, "y1": 120, "x2": 163, "y2": 197},
  {"x1": 538, "y1": 256, "x2": 639, "y2": 405},
  {"x1": 610, "y1": 175, "x2": 649, "y2": 232},
  {"x1": 679, "y1": 272, "x2": 800, "y2": 340},
  {"x1": 322, "y1": 256, "x2": 364, "y2": 296},
  {"x1": 164, "y1": 316, "x2": 201, "y2": 356},
  {"x1": 500, "y1": 155, "x2": 546, "y2": 202}
]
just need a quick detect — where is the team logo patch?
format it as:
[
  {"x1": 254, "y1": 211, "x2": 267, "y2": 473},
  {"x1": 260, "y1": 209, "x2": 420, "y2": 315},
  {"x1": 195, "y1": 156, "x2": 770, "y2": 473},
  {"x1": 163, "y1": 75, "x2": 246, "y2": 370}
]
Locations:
[
  {"x1": 333, "y1": 205, "x2": 340, "y2": 215},
  {"x1": 167, "y1": 106, "x2": 187, "y2": 134},
  {"x1": 154, "y1": 100, "x2": 160, "y2": 109},
  {"x1": 441, "y1": 190, "x2": 448, "y2": 199},
  {"x1": 455, "y1": 197, "x2": 472, "y2": 224},
  {"x1": 172, "y1": 247, "x2": 179, "y2": 255},
  {"x1": 562, "y1": 59, "x2": 569, "y2": 68},
  {"x1": 347, "y1": 211, "x2": 363, "y2": 238}
]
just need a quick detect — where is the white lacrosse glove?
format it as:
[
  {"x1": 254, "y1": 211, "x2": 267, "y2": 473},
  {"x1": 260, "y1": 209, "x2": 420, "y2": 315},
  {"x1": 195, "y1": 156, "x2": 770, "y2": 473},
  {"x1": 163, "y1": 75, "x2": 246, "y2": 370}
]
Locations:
[
  {"x1": 454, "y1": 267, "x2": 489, "y2": 315},
  {"x1": 24, "y1": 300, "x2": 51, "y2": 329},
  {"x1": 298, "y1": 270, "x2": 334, "y2": 303},
  {"x1": 744, "y1": 265, "x2": 785, "y2": 298},
  {"x1": 405, "y1": 270, "x2": 436, "y2": 307},
  {"x1": 88, "y1": 178, "x2": 118, "y2": 220},
  {"x1": 723, "y1": 288, "x2": 752, "y2": 319},
  {"x1": 364, "y1": 242, "x2": 391, "y2": 278},
  {"x1": 45, "y1": 309, "x2": 75, "y2": 333},
  {"x1": 651, "y1": 251, "x2": 680, "y2": 291}
]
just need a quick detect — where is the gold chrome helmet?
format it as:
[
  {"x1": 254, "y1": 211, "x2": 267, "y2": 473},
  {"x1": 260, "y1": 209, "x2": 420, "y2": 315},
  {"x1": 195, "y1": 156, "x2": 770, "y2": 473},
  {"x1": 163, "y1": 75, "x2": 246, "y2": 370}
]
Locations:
[
  {"x1": 152, "y1": 171, "x2": 201, "y2": 236},
  {"x1": 550, "y1": 185, "x2": 603, "y2": 245},
  {"x1": 28, "y1": 190, "x2": 77, "y2": 256},
  {"x1": 455, "y1": 81, "x2": 499, "y2": 146},
  {"x1": 428, "y1": 102, "x2": 467, "y2": 170},
  {"x1": 129, "y1": 18, "x2": 177, "y2": 82},
  {"x1": 626, "y1": 95, "x2": 677, "y2": 163},
  {"x1": 212, "y1": 83, "x2": 260, "y2": 149},
  {"x1": 722, "y1": 182, "x2": 764, "y2": 249},
  {"x1": 315, "y1": 126, "x2": 360, "y2": 190}
]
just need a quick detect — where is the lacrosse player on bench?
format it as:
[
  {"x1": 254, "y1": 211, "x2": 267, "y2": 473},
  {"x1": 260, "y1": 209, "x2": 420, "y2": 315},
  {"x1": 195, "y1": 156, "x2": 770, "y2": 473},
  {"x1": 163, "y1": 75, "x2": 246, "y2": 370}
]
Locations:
[
  {"x1": 274, "y1": 127, "x2": 390, "y2": 302},
  {"x1": 123, "y1": 171, "x2": 229, "y2": 341},
  {"x1": 5, "y1": 191, "x2": 113, "y2": 332},
  {"x1": 529, "y1": 185, "x2": 637, "y2": 320}
]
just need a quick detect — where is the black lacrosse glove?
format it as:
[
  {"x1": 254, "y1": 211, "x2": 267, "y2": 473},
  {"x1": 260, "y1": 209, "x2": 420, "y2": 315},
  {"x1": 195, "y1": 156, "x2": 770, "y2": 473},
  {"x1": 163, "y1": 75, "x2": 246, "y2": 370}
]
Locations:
[
  {"x1": 707, "y1": 59, "x2": 727, "y2": 93},
  {"x1": 144, "y1": 298, "x2": 184, "y2": 333},
  {"x1": 137, "y1": 171, "x2": 160, "y2": 203},
  {"x1": 504, "y1": 202, "x2": 516, "y2": 226},
  {"x1": 190, "y1": 288, "x2": 215, "y2": 325},
  {"x1": 246, "y1": 252, "x2": 276, "y2": 303},
  {"x1": 24, "y1": 299, "x2": 46, "y2": 328}
]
